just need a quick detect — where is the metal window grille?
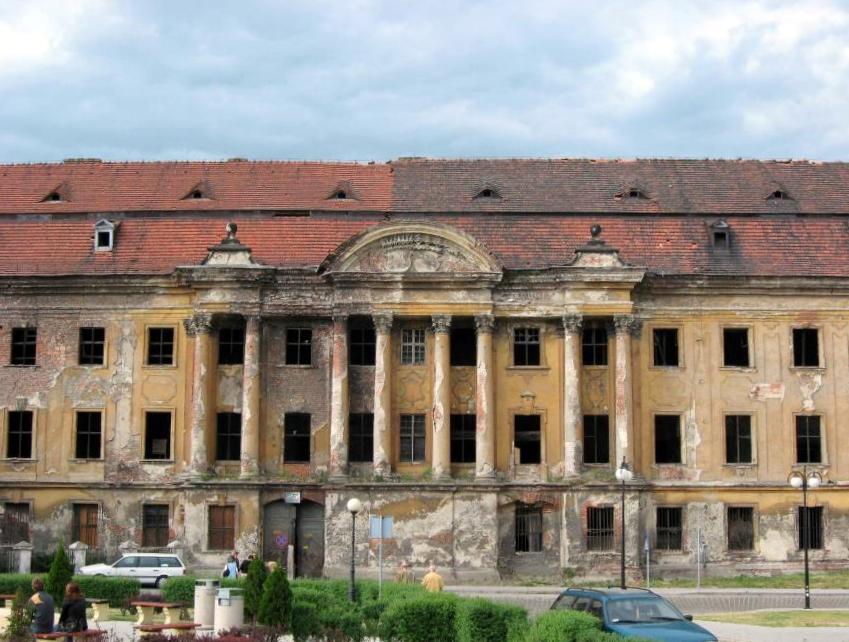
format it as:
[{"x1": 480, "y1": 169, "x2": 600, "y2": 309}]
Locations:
[
  {"x1": 142, "y1": 505, "x2": 169, "y2": 548},
  {"x1": 11, "y1": 327, "x2": 37, "y2": 365},
  {"x1": 349, "y1": 413, "x2": 374, "y2": 463},
  {"x1": 798, "y1": 506, "x2": 823, "y2": 550},
  {"x1": 652, "y1": 328, "x2": 679, "y2": 366},
  {"x1": 727, "y1": 506, "x2": 754, "y2": 550},
  {"x1": 218, "y1": 327, "x2": 245, "y2": 365},
  {"x1": 654, "y1": 415, "x2": 682, "y2": 464},
  {"x1": 75, "y1": 411, "x2": 102, "y2": 459},
  {"x1": 285, "y1": 328, "x2": 312, "y2": 365},
  {"x1": 795, "y1": 416, "x2": 822, "y2": 463},
  {"x1": 515, "y1": 504, "x2": 543, "y2": 552},
  {"x1": 793, "y1": 328, "x2": 820, "y2": 367},
  {"x1": 1, "y1": 503, "x2": 30, "y2": 544},
  {"x1": 656, "y1": 507, "x2": 683, "y2": 550},
  {"x1": 399, "y1": 414, "x2": 425, "y2": 463},
  {"x1": 72, "y1": 504, "x2": 99, "y2": 548},
  {"x1": 583, "y1": 415, "x2": 610, "y2": 464},
  {"x1": 284, "y1": 413, "x2": 311, "y2": 463},
  {"x1": 208, "y1": 506, "x2": 235, "y2": 550},
  {"x1": 450, "y1": 414, "x2": 476, "y2": 463},
  {"x1": 513, "y1": 327, "x2": 540, "y2": 366},
  {"x1": 581, "y1": 326, "x2": 608, "y2": 366},
  {"x1": 350, "y1": 327, "x2": 376, "y2": 365},
  {"x1": 144, "y1": 412, "x2": 172, "y2": 460},
  {"x1": 725, "y1": 415, "x2": 752, "y2": 464},
  {"x1": 147, "y1": 328, "x2": 174, "y2": 365},
  {"x1": 587, "y1": 506, "x2": 614, "y2": 551},
  {"x1": 79, "y1": 327, "x2": 105, "y2": 366},
  {"x1": 401, "y1": 328, "x2": 425, "y2": 365},
  {"x1": 7, "y1": 411, "x2": 33, "y2": 459},
  {"x1": 216, "y1": 413, "x2": 242, "y2": 461}
]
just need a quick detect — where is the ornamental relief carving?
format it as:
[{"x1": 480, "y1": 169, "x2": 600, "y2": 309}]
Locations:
[{"x1": 344, "y1": 233, "x2": 486, "y2": 274}]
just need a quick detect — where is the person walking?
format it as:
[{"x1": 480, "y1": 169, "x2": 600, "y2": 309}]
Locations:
[
  {"x1": 420, "y1": 564, "x2": 444, "y2": 592},
  {"x1": 240, "y1": 553, "x2": 256, "y2": 575},
  {"x1": 26, "y1": 577, "x2": 55, "y2": 634},
  {"x1": 58, "y1": 582, "x2": 88, "y2": 634},
  {"x1": 222, "y1": 553, "x2": 240, "y2": 578},
  {"x1": 394, "y1": 560, "x2": 415, "y2": 584}
]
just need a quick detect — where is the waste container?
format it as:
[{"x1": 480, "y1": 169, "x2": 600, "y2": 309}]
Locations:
[
  {"x1": 213, "y1": 587, "x2": 244, "y2": 632},
  {"x1": 194, "y1": 579, "x2": 220, "y2": 631}
]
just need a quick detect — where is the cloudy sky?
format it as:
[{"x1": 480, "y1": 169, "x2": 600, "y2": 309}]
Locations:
[{"x1": 1, "y1": 0, "x2": 848, "y2": 162}]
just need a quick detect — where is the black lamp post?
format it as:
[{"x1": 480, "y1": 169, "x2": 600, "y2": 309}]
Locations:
[
  {"x1": 615, "y1": 458, "x2": 633, "y2": 590},
  {"x1": 789, "y1": 468, "x2": 821, "y2": 609},
  {"x1": 346, "y1": 497, "x2": 362, "y2": 602}
]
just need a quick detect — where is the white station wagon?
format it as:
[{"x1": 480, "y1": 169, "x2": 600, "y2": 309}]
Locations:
[{"x1": 79, "y1": 553, "x2": 186, "y2": 587}]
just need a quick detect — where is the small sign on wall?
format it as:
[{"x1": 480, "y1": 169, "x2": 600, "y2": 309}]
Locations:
[{"x1": 284, "y1": 492, "x2": 301, "y2": 504}]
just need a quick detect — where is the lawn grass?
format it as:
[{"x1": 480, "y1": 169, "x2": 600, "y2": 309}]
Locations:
[
  {"x1": 570, "y1": 569, "x2": 849, "y2": 590},
  {"x1": 700, "y1": 609, "x2": 849, "y2": 627}
]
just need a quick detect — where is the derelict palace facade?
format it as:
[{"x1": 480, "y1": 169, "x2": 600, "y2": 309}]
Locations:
[{"x1": 2, "y1": 158, "x2": 849, "y2": 580}]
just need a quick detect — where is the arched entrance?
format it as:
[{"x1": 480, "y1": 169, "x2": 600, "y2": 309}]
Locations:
[{"x1": 262, "y1": 499, "x2": 324, "y2": 577}]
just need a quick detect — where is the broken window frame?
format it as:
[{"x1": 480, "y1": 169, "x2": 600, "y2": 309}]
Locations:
[
  {"x1": 712, "y1": 230, "x2": 730, "y2": 248},
  {"x1": 349, "y1": 326, "x2": 376, "y2": 366},
  {"x1": 798, "y1": 506, "x2": 824, "y2": 551},
  {"x1": 79, "y1": 327, "x2": 106, "y2": 366},
  {"x1": 450, "y1": 414, "x2": 476, "y2": 464},
  {"x1": 283, "y1": 412, "x2": 311, "y2": 463},
  {"x1": 586, "y1": 506, "x2": 614, "y2": 551},
  {"x1": 218, "y1": 327, "x2": 245, "y2": 365},
  {"x1": 652, "y1": 328, "x2": 680, "y2": 367},
  {"x1": 141, "y1": 504, "x2": 169, "y2": 548},
  {"x1": 582, "y1": 325, "x2": 608, "y2": 366},
  {"x1": 795, "y1": 415, "x2": 822, "y2": 464},
  {"x1": 6, "y1": 411, "x2": 33, "y2": 459},
  {"x1": 515, "y1": 503, "x2": 543, "y2": 553},
  {"x1": 722, "y1": 327, "x2": 750, "y2": 368},
  {"x1": 583, "y1": 414, "x2": 610, "y2": 464},
  {"x1": 450, "y1": 325, "x2": 477, "y2": 366},
  {"x1": 146, "y1": 327, "x2": 175, "y2": 366},
  {"x1": 399, "y1": 414, "x2": 426, "y2": 463},
  {"x1": 514, "y1": 414, "x2": 541, "y2": 464},
  {"x1": 75, "y1": 411, "x2": 103, "y2": 460},
  {"x1": 400, "y1": 327, "x2": 426, "y2": 365},
  {"x1": 10, "y1": 327, "x2": 37, "y2": 366},
  {"x1": 654, "y1": 414, "x2": 682, "y2": 464},
  {"x1": 215, "y1": 412, "x2": 242, "y2": 462},
  {"x1": 143, "y1": 411, "x2": 172, "y2": 460},
  {"x1": 655, "y1": 507, "x2": 683, "y2": 551},
  {"x1": 72, "y1": 503, "x2": 99, "y2": 548},
  {"x1": 513, "y1": 327, "x2": 541, "y2": 367},
  {"x1": 208, "y1": 505, "x2": 236, "y2": 551},
  {"x1": 792, "y1": 328, "x2": 821, "y2": 368},
  {"x1": 725, "y1": 415, "x2": 753, "y2": 464},
  {"x1": 1, "y1": 502, "x2": 30, "y2": 544},
  {"x1": 727, "y1": 506, "x2": 755, "y2": 551},
  {"x1": 285, "y1": 327, "x2": 312, "y2": 366},
  {"x1": 348, "y1": 413, "x2": 374, "y2": 463}
]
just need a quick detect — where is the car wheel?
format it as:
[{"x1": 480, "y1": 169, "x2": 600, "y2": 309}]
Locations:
[{"x1": 155, "y1": 576, "x2": 168, "y2": 588}]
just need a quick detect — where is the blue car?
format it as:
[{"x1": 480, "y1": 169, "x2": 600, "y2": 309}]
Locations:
[{"x1": 551, "y1": 587, "x2": 717, "y2": 642}]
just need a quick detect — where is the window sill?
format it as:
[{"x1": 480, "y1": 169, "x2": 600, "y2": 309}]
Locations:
[
  {"x1": 1, "y1": 458, "x2": 36, "y2": 463},
  {"x1": 142, "y1": 364, "x2": 177, "y2": 370},
  {"x1": 69, "y1": 458, "x2": 104, "y2": 463},
  {"x1": 506, "y1": 366, "x2": 550, "y2": 372},
  {"x1": 449, "y1": 364, "x2": 476, "y2": 369},
  {"x1": 140, "y1": 459, "x2": 175, "y2": 464},
  {"x1": 279, "y1": 364, "x2": 317, "y2": 369},
  {"x1": 649, "y1": 365, "x2": 684, "y2": 371},
  {"x1": 581, "y1": 365, "x2": 609, "y2": 370},
  {"x1": 652, "y1": 462, "x2": 685, "y2": 467},
  {"x1": 789, "y1": 366, "x2": 825, "y2": 372},
  {"x1": 719, "y1": 366, "x2": 755, "y2": 372},
  {"x1": 349, "y1": 364, "x2": 376, "y2": 369},
  {"x1": 3, "y1": 364, "x2": 38, "y2": 369},
  {"x1": 723, "y1": 463, "x2": 757, "y2": 468}
]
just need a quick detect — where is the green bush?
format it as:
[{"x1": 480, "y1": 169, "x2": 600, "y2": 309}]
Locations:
[
  {"x1": 257, "y1": 567, "x2": 292, "y2": 631},
  {"x1": 73, "y1": 576, "x2": 140, "y2": 607},
  {"x1": 2, "y1": 586, "x2": 31, "y2": 642},
  {"x1": 525, "y1": 610, "x2": 600, "y2": 642},
  {"x1": 244, "y1": 559, "x2": 268, "y2": 621},
  {"x1": 291, "y1": 602, "x2": 321, "y2": 642},
  {"x1": 0, "y1": 575, "x2": 36, "y2": 597},
  {"x1": 378, "y1": 594, "x2": 458, "y2": 642},
  {"x1": 318, "y1": 604, "x2": 365, "y2": 642},
  {"x1": 160, "y1": 576, "x2": 195, "y2": 604},
  {"x1": 455, "y1": 599, "x2": 524, "y2": 642},
  {"x1": 45, "y1": 544, "x2": 74, "y2": 605}
]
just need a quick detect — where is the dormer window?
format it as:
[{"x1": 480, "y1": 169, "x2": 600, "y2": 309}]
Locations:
[
  {"x1": 615, "y1": 186, "x2": 649, "y2": 200},
  {"x1": 40, "y1": 184, "x2": 69, "y2": 203},
  {"x1": 190, "y1": 190, "x2": 203, "y2": 199},
  {"x1": 710, "y1": 219, "x2": 730, "y2": 249},
  {"x1": 333, "y1": 190, "x2": 347, "y2": 199},
  {"x1": 93, "y1": 219, "x2": 116, "y2": 252},
  {"x1": 46, "y1": 192, "x2": 62, "y2": 202},
  {"x1": 767, "y1": 189, "x2": 792, "y2": 201},
  {"x1": 326, "y1": 181, "x2": 358, "y2": 201},
  {"x1": 473, "y1": 184, "x2": 502, "y2": 200},
  {"x1": 182, "y1": 181, "x2": 213, "y2": 201}
]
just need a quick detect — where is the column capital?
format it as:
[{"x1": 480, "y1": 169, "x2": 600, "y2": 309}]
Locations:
[
  {"x1": 183, "y1": 312, "x2": 213, "y2": 337},
  {"x1": 561, "y1": 314, "x2": 583, "y2": 334},
  {"x1": 474, "y1": 314, "x2": 495, "y2": 334},
  {"x1": 613, "y1": 315, "x2": 643, "y2": 338},
  {"x1": 373, "y1": 313, "x2": 394, "y2": 334},
  {"x1": 431, "y1": 314, "x2": 452, "y2": 334}
]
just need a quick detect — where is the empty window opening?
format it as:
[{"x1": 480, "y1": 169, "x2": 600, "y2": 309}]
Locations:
[
  {"x1": 72, "y1": 504, "x2": 98, "y2": 548},
  {"x1": 350, "y1": 325, "x2": 376, "y2": 366},
  {"x1": 513, "y1": 327, "x2": 540, "y2": 366},
  {"x1": 75, "y1": 411, "x2": 102, "y2": 459},
  {"x1": 285, "y1": 328, "x2": 312, "y2": 366},
  {"x1": 399, "y1": 414, "x2": 426, "y2": 463},
  {"x1": 793, "y1": 328, "x2": 820, "y2": 367},
  {"x1": 652, "y1": 328, "x2": 679, "y2": 367},
  {"x1": 7, "y1": 411, "x2": 33, "y2": 459},
  {"x1": 144, "y1": 412, "x2": 172, "y2": 460},
  {"x1": 96, "y1": 230, "x2": 112, "y2": 249},
  {"x1": 218, "y1": 327, "x2": 245, "y2": 365},
  {"x1": 795, "y1": 415, "x2": 822, "y2": 464},
  {"x1": 450, "y1": 414, "x2": 476, "y2": 463},
  {"x1": 586, "y1": 506, "x2": 614, "y2": 551},
  {"x1": 46, "y1": 191, "x2": 62, "y2": 202},
  {"x1": 191, "y1": 190, "x2": 203, "y2": 199},
  {"x1": 450, "y1": 325, "x2": 476, "y2": 366},
  {"x1": 514, "y1": 414, "x2": 541, "y2": 464},
  {"x1": 723, "y1": 328, "x2": 750, "y2": 367},
  {"x1": 284, "y1": 413, "x2": 311, "y2": 463},
  {"x1": 349, "y1": 413, "x2": 374, "y2": 463},
  {"x1": 11, "y1": 327, "x2": 37, "y2": 366},
  {"x1": 216, "y1": 412, "x2": 241, "y2": 461},
  {"x1": 617, "y1": 187, "x2": 648, "y2": 200},
  {"x1": 583, "y1": 415, "x2": 610, "y2": 464},
  {"x1": 208, "y1": 505, "x2": 235, "y2": 550},
  {"x1": 474, "y1": 186, "x2": 501, "y2": 199},
  {"x1": 798, "y1": 506, "x2": 823, "y2": 550},
  {"x1": 725, "y1": 415, "x2": 752, "y2": 464},
  {"x1": 713, "y1": 230, "x2": 729, "y2": 248},
  {"x1": 335, "y1": 190, "x2": 347, "y2": 199},
  {"x1": 727, "y1": 506, "x2": 754, "y2": 550},
  {"x1": 147, "y1": 327, "x2": 174, "y2": 366},
  {"x1": 515, "y1": 504, "x2": 543, "y2": 553},
  {"x1": 401, "y1": 328, "x2": 426, "y2": 365},
  {"x1": 655, "y1": 415, "x2": 682, "y2": 464},
  {"x1": 656, "y1": 507, "x2": 683, "y2": 550},
  {"x1": 79, "y1": 327, "x2": 106, "y2": 366},
  {"x1": 768, "y1": 189, "x2": 792, "y2": 201},
  {"x1": 582, "y1": 326, "x2": 608, "y2": 366},
  {"x1": 142, "y1": 504, "x2": 169, "y2": 548},
  {"x1": 1, "y1": 503, "x2": 30, "y2": 544}
]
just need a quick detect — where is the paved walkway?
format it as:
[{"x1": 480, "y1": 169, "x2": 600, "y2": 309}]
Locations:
[{"x1": 698, "y1": 620, "x2": 849, "y2": 642}]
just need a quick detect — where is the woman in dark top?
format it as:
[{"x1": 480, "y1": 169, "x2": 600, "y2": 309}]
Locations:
[{"x1": 58, "y1": 582, "x2": 88, "y2": 633}]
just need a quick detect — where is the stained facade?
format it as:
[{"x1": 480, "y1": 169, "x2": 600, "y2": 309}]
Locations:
[{"x1": 2, "y1": 158, "x2": 849, "y2": 580}]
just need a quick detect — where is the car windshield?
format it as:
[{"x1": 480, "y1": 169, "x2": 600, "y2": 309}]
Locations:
[{"x1": 606, "y1": 597, "x2": 684, "y2": 623}]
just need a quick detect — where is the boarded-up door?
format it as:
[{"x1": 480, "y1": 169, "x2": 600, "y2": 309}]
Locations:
[
  {"x1": 262, "y1": 501, "x2": 295, "y2": 566},
  {"x1": 295, "y1": 501, "x2": 324, "y2": 577}
]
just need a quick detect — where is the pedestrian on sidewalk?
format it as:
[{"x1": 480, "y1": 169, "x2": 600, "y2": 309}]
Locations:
[
  {"x1": 421, "y1": 564, "x2": 444, "y2": 592},
  {"x1": 395, "y1": 560, "x2": 415, "y2": 584}
]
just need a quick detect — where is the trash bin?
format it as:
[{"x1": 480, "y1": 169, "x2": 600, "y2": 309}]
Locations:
[
  {"x1": 194, "y1": 579, "x2": 219, "y2": 631},
  {"x1": 213, "y1": 587, "x2": 244, "y2": 632}
]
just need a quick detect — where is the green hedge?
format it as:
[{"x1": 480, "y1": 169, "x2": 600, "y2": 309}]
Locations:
[
  {"x1": 0, "y1": 574, "x2": 139, "y2": 607},
  {"x1": 160, "y1": 576, "x2": 243, "y2": 603},
  {"x1": 378, "y1": 593, "x2": 459, "y2": 642},
  {"x1": 525, "y1": 610, "x2": 601, "y2": 642},
  {"x1": 455, "y1": 598, "x2": 530, "y2": 642}
]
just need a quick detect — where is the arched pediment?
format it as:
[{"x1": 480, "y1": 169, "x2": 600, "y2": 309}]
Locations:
[{"x1": 320, "y1": 222, "x2": 502, "y2": 277}]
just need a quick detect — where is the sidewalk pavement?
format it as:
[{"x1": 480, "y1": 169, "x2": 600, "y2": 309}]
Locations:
[{"x1": 697, "y1": 620, "x2": 849, "y2": 642}]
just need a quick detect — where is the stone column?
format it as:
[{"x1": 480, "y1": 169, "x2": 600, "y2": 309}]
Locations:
[
  {"x1": 431, "y1": 315, "x2": 452, "y2": 480},
  {"x1": 562, "y1": 314, "x2": 583, "y2": 477},
  {"x1": 183, "y1": 312, "x2": 213, "y2": 475},
  {"x1": 475, "y1": 314, "x2": 496, "y2": 479},
  {"x1": 13, "y1": 541, "x2": 33, "y2": 574},
  {"x1": 240, "y1": 315, "x2": 262, "y2": 477},
  {"x1": 68, "y1": 541, "x2": 88, "y2": 573},
  {"x1": 613, "y1": 315, "x2": 642, "y2": 466},
  {"x1": 330, "y1": 314, "x2": 350, "y2": 479},
  {"x1": 373, "y1": 313, "x2": 393, "y2": 476}
]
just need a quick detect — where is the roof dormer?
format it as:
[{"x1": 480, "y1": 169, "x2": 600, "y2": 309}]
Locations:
[
  {"x1": 614, "y1": 182, "x2": 650, "y2": 201},
  {"x1": 182, "y1": 180, "x2": 214, "y2": 201},
  {"x1": 709, "y1": 219, "x2": 730, "y2": 249},
  {"x1": 94, "y1": 219, "x2": 117, "y2": 252},
  {"x1": 472, "y1": 183, "x2": 503, "y2": 200},
  {"x1": 40, "y1": 183, "x2": 70, "y2": 203},
  {"x1": 766, "y1": 188, "x2": 793, "y2": 202},
  {"x1": 326, "y1": 181, "x2": 359, "y2": 201}
]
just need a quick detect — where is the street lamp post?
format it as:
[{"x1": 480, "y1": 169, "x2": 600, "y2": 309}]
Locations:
[
  {"x1": 347, "y1": 497, "x2": 363, "y2": 602},
  {"x1": 789, "y1": 468, "x2": 821, "y2": 609},
  {"x1": 615, "y1": 458, "x2": 633, "y2": 590}
]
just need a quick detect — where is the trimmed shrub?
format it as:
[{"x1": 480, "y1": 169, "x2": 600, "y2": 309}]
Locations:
[
  {"x1": 455, "y1": 599, "x2": 525, "y2": 642},
  {"x1": 378, "y1": 593, "x2": 458, "y2": 642},
  {"x1": 502, "y1": 603, "x2": 531, "y2": 642},
  {"x1": 74, "y1": 576, "x2": 141, "y2": 607},
  {"x1": 45, "y1": 543, "x2": 74, "y2": 605},
  {"x1": 256, "y1": 567, "x2": 292, "y2": 631},
  {"x1": 525, "y1": 610, "x2": 600, "y2": 642},
  {"x1": 0, "y1": 575, "x2": 36, "y2": 597},
  {"x1": 161, "y1": 576, "x2": 195, "y2": 604},
  {"x1": 243, "y1": 558, "x2": 268, "y2": 621},
  {"x1": 291, "y1": 602, "x2": 321, "y2": 642},
  {"x1": 318, "y1": 604, "x2": 365, "y2": 642}
]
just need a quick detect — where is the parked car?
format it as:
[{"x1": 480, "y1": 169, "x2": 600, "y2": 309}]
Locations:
[
  {"x1": 551, "y1": 587, "x2": 717, "y2": 642},
  {"x1": 78, "y1": 553, "x2": 186, "y2": 587}
]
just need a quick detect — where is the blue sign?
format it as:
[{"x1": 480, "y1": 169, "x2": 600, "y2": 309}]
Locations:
[
  {"x1": 275, "y1": 534, "x2": 289, "y2": 548},
  {"x1": 369, "y1": 516, "x2": 393, "y2": 539}
]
